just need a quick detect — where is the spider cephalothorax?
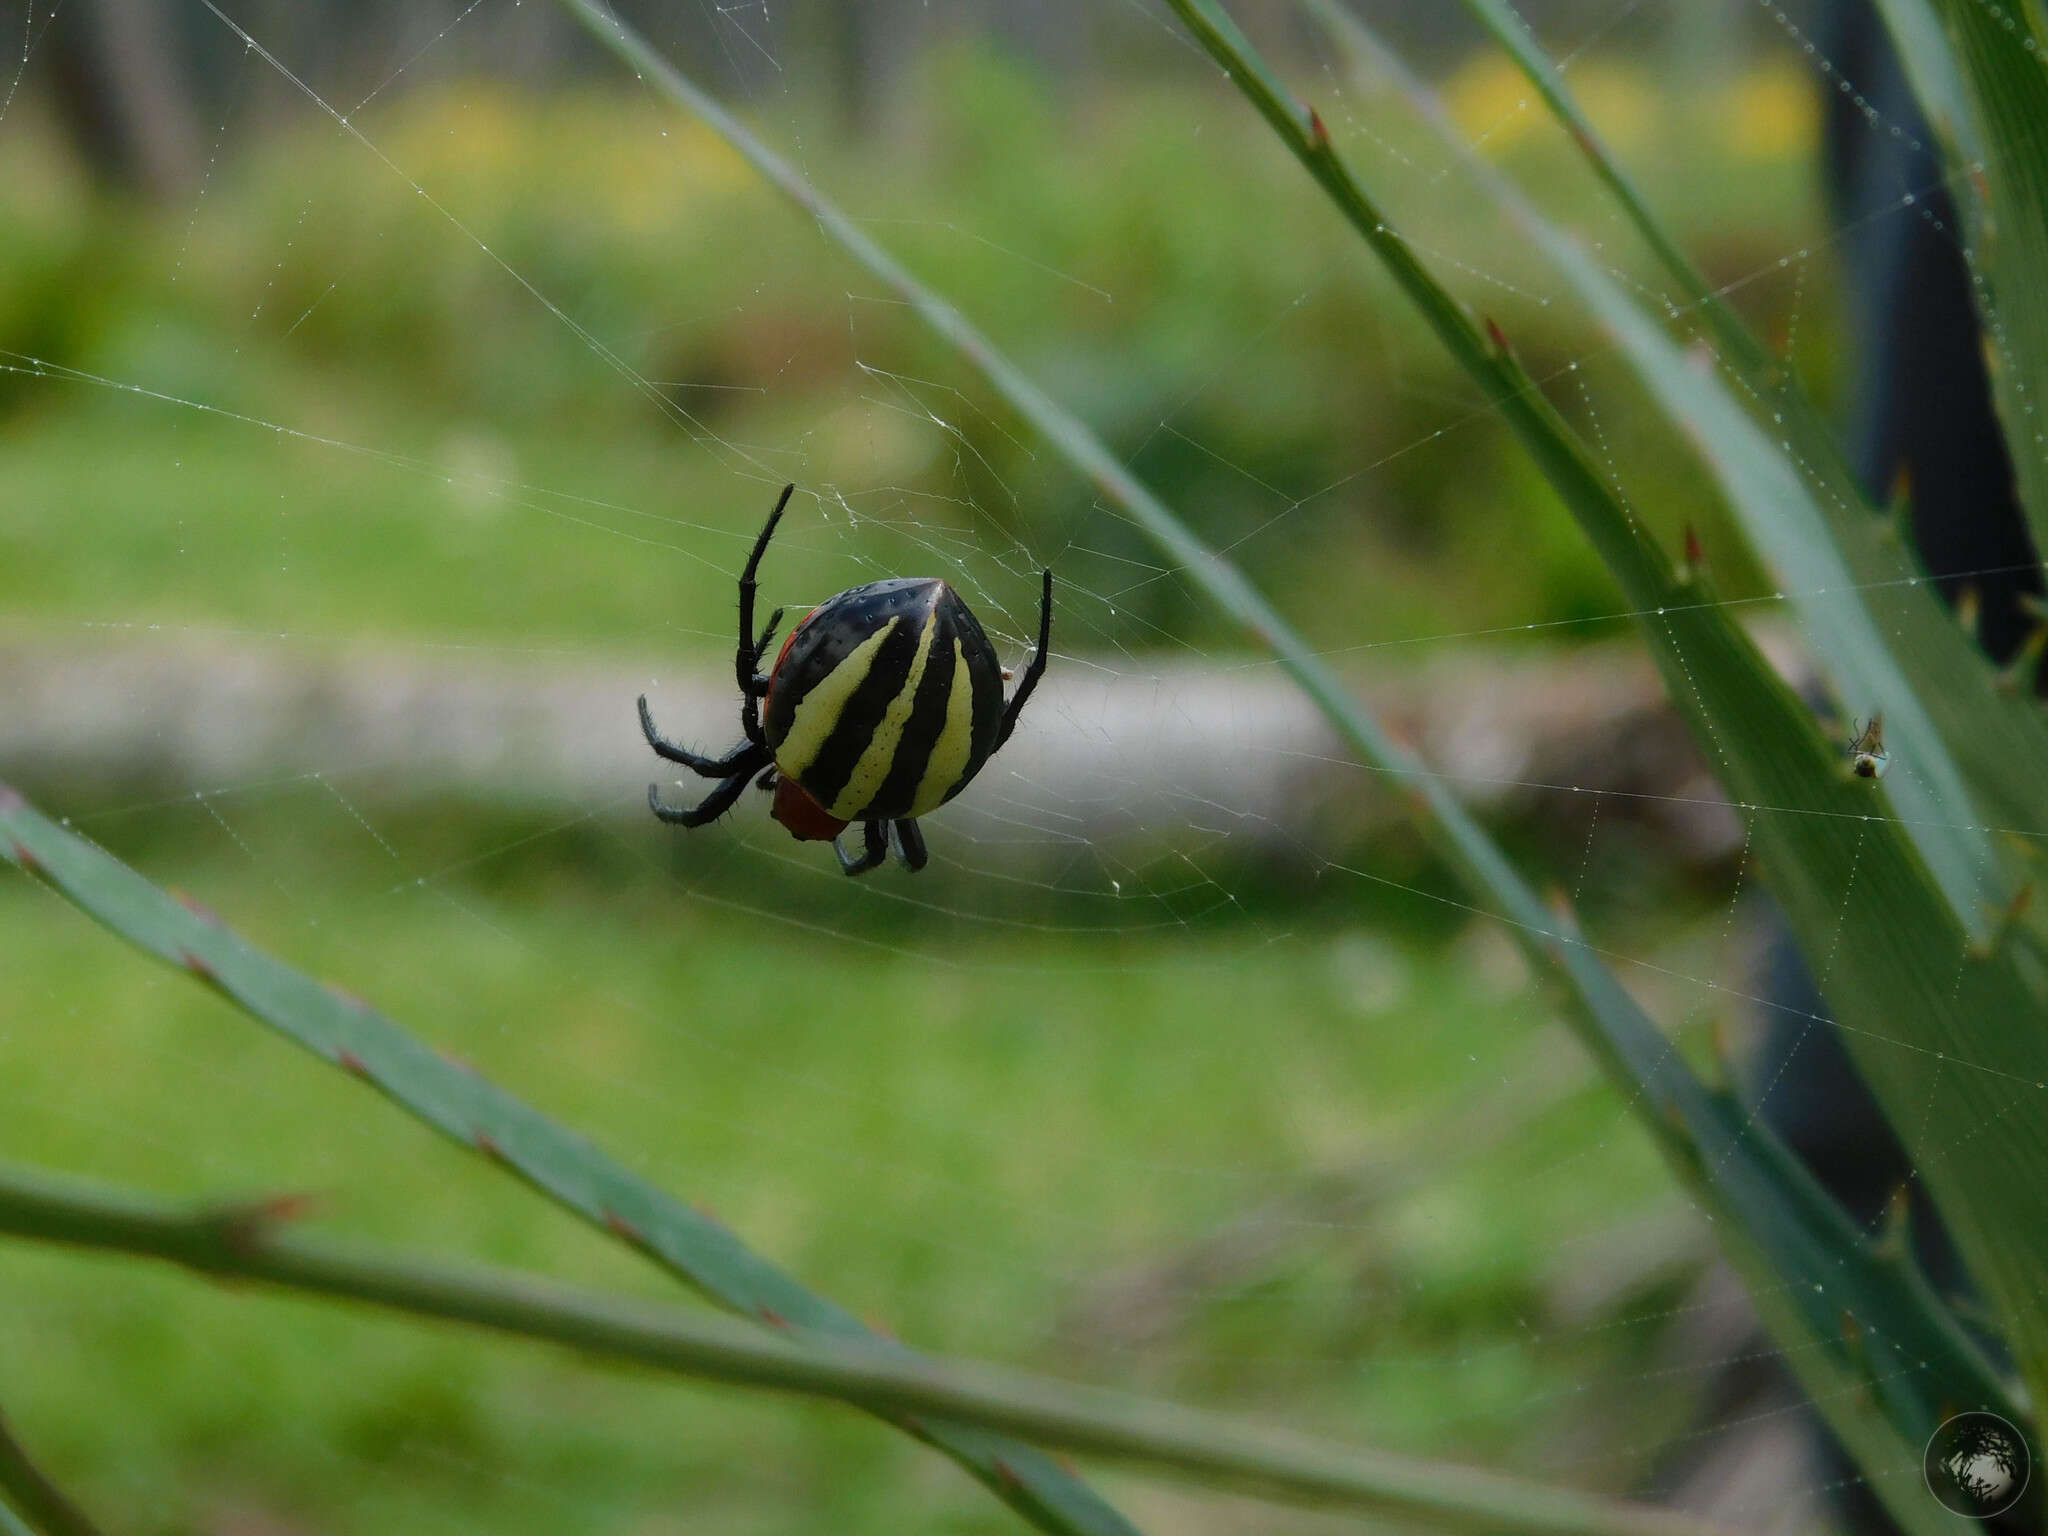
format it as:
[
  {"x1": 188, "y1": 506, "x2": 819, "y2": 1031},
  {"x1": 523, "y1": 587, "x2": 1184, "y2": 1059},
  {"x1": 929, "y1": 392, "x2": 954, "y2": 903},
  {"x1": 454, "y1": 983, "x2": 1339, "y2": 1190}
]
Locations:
[{"x1": 638, "y1": 484, "x2": 1052, "y2": 875}]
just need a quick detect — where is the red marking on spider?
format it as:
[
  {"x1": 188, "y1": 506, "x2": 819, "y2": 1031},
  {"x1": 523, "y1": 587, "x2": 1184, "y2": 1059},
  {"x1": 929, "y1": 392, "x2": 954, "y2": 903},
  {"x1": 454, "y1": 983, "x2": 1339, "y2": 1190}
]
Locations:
[
  {"x1": 7, "y1": 841, "x2": 40, "y2": 873},
  {"x1": 771, "y1": 775, "x2": 848, "y2": 842},
  {"x1": 1684, "y1": 524, "x2": 1705, "y2": 568},
  {"x1": 336, "y1": 1050, "x2": 371, "y2": 1076},
  {"x1": 769, "y1": 613, "x2": 808, "y2": 683},
  {"x1": 602, "y1": 1209, "x2": 646, "y2": 1245},
  {"x1": 180, "y1": 949, "x2": 221, "y2": 985},
  {"x1": 758, "y1": 1306, "x2": 790, "y2": 1329},
  {"x1": 171, "y1": 887, "x2": 224, "y2": 925},
  {"x1": 473, "y1": 1130, "x2": 505, "y2": 1160},
  {"x1": 1308, "y1": 106, "x2": 1331, "y2": 149},
  {"x1": 993, "y1": 1459, "x2": 1022, "y2": 1489},
  {"x1": 1484, "y1": 315, "x2": 1511, "y2": 355}
]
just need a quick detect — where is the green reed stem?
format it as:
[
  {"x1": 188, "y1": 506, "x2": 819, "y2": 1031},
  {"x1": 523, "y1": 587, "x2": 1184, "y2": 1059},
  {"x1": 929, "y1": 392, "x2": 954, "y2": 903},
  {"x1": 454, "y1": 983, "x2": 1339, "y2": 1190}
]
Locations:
[{"x1": 0, "y1": 1158, "x2": 1734, "y2": 1536}]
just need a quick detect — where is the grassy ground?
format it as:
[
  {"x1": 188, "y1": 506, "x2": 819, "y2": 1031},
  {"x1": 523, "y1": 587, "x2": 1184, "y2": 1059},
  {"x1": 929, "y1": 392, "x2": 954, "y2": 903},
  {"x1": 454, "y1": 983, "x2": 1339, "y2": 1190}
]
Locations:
[{"x1": 0, "y1": 797, "x2": 1697, "y2": 1535}]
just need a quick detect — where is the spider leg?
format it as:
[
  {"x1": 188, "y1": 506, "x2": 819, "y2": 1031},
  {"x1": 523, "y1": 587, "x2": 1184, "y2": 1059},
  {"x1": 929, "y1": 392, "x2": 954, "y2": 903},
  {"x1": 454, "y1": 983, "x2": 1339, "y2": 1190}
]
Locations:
[
  {"x1": 648, "y1": 744, "x2": 770, "y2": 826},
  {"x1": 741, "y1": 604, "x2": 786, "y2": 746},
  {"x1": 751, "y1": 606, "x2": 786, "y2": 677},
  {"x1": 890, "y1": 818, "x2": 928, "y2": 872},
  {"x1": 994, "y1": 567, "x2": 1054, "y2": 750},
  {"x1": 834, "y1": 819, "x2": 889, "y2": 876},
  {"x1": 639, "y1": 698, "x2": 759, "y2": 777},
  {"x1": 754, "y1": 765, "x2": 779, "y2": 792},
  {"x1": 736, "y1": 484, "x2": 795, "y2": 701}
]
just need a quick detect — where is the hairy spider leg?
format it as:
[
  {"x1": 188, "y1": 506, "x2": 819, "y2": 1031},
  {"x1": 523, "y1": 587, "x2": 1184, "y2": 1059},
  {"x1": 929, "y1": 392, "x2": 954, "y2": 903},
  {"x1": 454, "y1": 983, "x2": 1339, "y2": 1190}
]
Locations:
[
  {"x1": 736, "y1": 484, "x2": 796, "y2": 746},
  {"x1": 649, "y1": 744, "x2": 770, "y2": 826},
  {"x1": 890, "y1": 818, "x2": 928, "y2": 872},
  {"x1": 995, "y1": 567, "x2": 1054, "y2": 750},
  {"x1": 638, "y1": 698, "x2": 739, "y2": 777},
  {"x1": 835, "y1": 819, "x2": 889, "y2": 876},
  {"x1": 741, "y1": 605, "x2": 785, "y2": 746},
  {"x1": 638, "y1": 479, "x2": 794, "y2": 771},
  {"x1": 637, "y1": 696, "x2": 763, "y2": 777}
]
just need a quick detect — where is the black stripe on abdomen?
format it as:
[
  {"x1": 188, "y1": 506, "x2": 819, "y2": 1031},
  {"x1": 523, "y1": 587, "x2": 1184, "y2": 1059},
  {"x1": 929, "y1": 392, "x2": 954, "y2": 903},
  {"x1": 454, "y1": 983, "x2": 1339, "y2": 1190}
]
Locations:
[
  {"x1": 869, "y1": 622, "x2": 958, "y2": 817},
  {"x1": 950, "y1": 592, "x2": 1005, "y2": 802},
  {"x1": 799, "y1": 610, "x2": 926, "y2": 811}
]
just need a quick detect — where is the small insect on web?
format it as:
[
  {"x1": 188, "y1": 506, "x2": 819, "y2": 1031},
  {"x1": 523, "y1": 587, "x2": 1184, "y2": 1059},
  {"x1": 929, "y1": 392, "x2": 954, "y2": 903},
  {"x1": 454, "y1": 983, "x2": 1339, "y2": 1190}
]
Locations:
[
  {"x1": 637, "y1": 484, "x2": 1055, "y2": 876},
  {"x1": 1848, "y1": 713, "x2": 1890, "y2": 780}
]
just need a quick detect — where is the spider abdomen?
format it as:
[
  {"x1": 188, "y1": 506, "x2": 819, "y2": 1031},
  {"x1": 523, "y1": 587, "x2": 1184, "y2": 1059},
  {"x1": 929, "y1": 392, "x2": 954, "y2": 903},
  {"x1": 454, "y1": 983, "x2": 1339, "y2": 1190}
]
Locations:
[{"x1": 764, "y1": 577, "x2": 1004, "y2": 822}]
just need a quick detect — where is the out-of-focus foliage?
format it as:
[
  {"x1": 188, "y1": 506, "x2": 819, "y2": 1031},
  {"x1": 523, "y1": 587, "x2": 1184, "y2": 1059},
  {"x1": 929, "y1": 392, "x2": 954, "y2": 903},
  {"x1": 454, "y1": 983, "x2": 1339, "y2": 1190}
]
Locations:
[{"x1": 2, "y1": 46, "x2": 1830, "y2": 654}]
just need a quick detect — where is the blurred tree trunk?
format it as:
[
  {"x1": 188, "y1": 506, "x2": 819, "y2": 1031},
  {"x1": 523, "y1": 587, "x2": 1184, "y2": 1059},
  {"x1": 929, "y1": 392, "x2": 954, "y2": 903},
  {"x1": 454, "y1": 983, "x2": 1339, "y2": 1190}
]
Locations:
[{"x1": 48, "y1": 0, "x2": 202, "y2": 204}]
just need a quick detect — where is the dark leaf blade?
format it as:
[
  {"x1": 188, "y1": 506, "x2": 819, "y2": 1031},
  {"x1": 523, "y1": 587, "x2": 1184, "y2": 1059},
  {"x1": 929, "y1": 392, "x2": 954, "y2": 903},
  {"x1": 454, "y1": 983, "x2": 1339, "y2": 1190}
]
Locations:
[{"x1": 1881, "y1": 0, "x2": 2048, "y2": 568}]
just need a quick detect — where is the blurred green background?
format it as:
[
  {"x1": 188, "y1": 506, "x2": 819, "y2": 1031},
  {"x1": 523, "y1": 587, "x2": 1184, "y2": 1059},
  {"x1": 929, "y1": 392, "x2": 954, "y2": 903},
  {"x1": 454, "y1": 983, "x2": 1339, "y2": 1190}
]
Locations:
[{"x1": 1, "y1": 3, "x2": 1845, "y2": 1531}]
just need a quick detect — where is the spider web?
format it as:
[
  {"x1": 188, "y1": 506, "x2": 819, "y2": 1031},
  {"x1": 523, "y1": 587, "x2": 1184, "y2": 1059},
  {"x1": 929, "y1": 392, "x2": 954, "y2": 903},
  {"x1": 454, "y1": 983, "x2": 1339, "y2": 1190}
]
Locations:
[{"x1": 0, "y1": 1, "x2": 2039, "y2": 1532}]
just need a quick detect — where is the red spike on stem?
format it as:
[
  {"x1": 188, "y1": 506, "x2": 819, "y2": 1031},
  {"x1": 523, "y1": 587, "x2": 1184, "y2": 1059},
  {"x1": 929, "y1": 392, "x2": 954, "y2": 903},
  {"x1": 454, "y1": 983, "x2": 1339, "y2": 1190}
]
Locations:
[{"x1": 171, "y1": 888, "x2": 224, "y2": 925}]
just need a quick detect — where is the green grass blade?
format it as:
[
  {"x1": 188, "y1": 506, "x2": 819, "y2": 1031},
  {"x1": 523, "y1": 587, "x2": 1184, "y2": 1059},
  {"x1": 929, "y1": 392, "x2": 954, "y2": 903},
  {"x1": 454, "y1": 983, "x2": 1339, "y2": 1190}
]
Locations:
[
  {"x1": 1173, "y1": 0, "x2": 2004, "y2": 930},
  {"x1": 0, "y1": 788, "x2": 1134, "y2": 1536},
  {"x1": 1433, "y1": 0, "x2": 2048, "y2": 867},
  {"x1": 1319, "y1": 0, "x2": 2007, "y2": 941},
  {"x1": 0, "y1": 1158, "x2": 1744, "y2": 1536},
  {"x1": 1878, "y1": 0, "x2": 2048, "y2": 567},
  {"x1": 539, "y1": 8, "x2": 2031, "y2": 1524},
  {"x1": 1158, "y1": 0, "x2": 2047, "y2": 1510},
  {"x1": 0, "y1": 1412, "x2": 100, "y2": 1536},
  {"x1": 1449, "y1": 0, "x2": 1750, "y2": 356}
]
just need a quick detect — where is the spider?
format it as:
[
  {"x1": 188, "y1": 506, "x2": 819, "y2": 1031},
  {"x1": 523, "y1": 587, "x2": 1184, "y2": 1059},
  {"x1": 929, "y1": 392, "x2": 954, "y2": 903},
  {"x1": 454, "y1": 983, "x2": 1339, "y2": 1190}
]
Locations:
[
  {"x1": 638, "y1": 484, "x2": 1053, "y2": 875},
  {"x1": 1848, "y1": 712, "x2": 1890, "y2": 780}
]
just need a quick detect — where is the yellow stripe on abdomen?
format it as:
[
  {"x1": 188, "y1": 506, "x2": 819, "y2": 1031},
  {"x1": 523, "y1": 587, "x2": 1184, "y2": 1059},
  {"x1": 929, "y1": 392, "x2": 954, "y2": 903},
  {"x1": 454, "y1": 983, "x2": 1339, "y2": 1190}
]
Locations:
[
  {"x1": 828, "y1": 616, "x2": 938, "y2": 819},
  {"x1": 909, "y1": 639, "x2": 978, "y2": 816},
  {"x1": 776, "y1": 620, "x2": 898, "y2": 781}
]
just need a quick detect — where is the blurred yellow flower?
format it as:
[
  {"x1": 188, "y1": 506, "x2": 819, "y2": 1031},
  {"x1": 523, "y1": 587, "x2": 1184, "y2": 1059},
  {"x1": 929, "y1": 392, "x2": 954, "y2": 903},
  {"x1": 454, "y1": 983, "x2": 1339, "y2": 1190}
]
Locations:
[
  {"x1": 1442, "y1": 53, "x2": 1656, "y2": 156},
  {"x1": 1443, "y1": 53, "x2": 1539, "y2": 150},
  {"x1": 1724, "y1": 62, "x2": 1818, "y2": 159},
  {"x1": 387, "y1": 86, "x2": 750, "y2": 234}
]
